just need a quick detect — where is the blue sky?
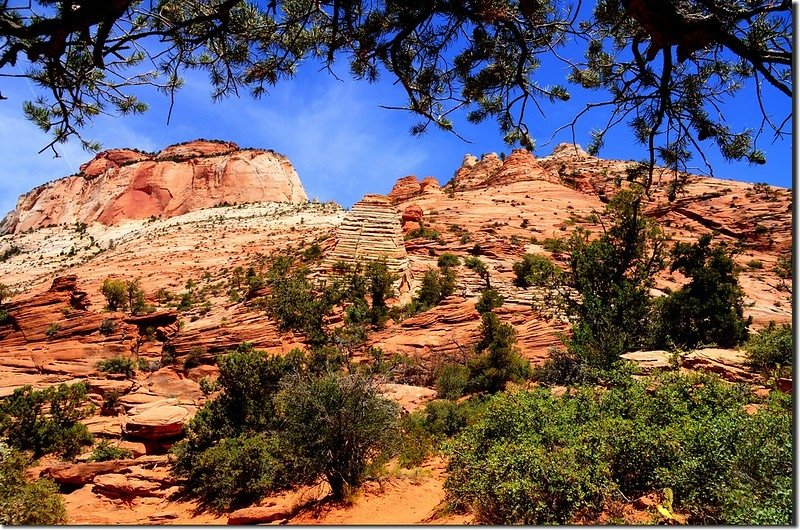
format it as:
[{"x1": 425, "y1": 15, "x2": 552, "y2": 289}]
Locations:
[{"x1": 0, "y1": 45, "x2": 792, "y2": 216}]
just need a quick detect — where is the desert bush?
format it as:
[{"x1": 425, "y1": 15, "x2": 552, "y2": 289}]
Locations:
[
  {"x1": 0, "y1": 383, "x2": 94, "y2": 459},
  {"x1": 437, "y1": 253, "x2": 460, "y2": 267},
  {"x1": 275, "y1": 371, "x2": 399, "y2": 500},
  {"x1": 88, "y1": 440, "x2": 133, "y2": 462},
  {"x1": 435, "y1": 363, "x2": 470, "y2": 399},
  {"x1": 532, "y1": 347, "x2": 595, "y2": 385},
  {"x1": 657, "y1": 234, "x2": 750, "y2": 349},
  {"x1": 96, "y1": 356, "x2": 136, "y2": 377},
  {"x1": 744, "y1": 321, "x2": 792, "y2": 372},
  {"x1": 446, "y1": 372, "x2": 790, "y2": 524},
  {"x1": 404, "y1": 225, "x2": 440, "y2": 241},
  {"x1": 541, "y1": 237, "x2": 567, "y2": 254},
  {"x1": 475, "y1": 288, "x2": 504, "y2": 314},
  {"x1": 561, "y1": 189, "x2": 666, "y2": 370},
  {"x1": 0, "y1": 442, "x2": 67, "y2": 524},
  {"x1": 466, "y1": 313, "x2": 530, "y2": 393},
  {"x1": 414, "y1": 267, "x2": 456, "y2": 311},
  {"x1": 45, "y1": 323, "x2": 60, "y2": 339},
  {"x1": 464, "y1": 256, "x2": 491, "y2": 289},
  {"x1": 513, "y1": 253, "x2": 561, "y2": 287},
  {"x1": 746, "y1": 259, "x2": 763, "y2": 269},
  {"x1": 0, "y1": 283, "x2": 10, "y2": 306},
  {"x1": 174, "y1": 433, "x2": 292, "y2": 512},
  {"x1": 101, "y1": 278, "x2": 128, "y2": 311},
  {"x1": 98, "y1": 318, "x2": 117, "y2": 335},
  {"x1": 397, "y1": 411, "x2": 436, "y2": 468}
]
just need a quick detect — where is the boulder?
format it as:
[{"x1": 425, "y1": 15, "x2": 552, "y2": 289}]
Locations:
[
  {"x1": 227, "y1": 504, "x2": 293, "y2": 525},
  {"x1": 92, "y1": 473, "x2": 165, "y2": 499},
  {"x1": 402, "y1": 204, "x2": 424, "y2": 223},
  {"x1": 123, "y1": 399, "x2": 189, "y2": 440}
]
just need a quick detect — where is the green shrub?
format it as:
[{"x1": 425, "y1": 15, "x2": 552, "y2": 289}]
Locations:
[
  {"x1": 464, "y1": 256, "x2": 491, "y2": 289},
  {"x1": 414, "y1": 267, "x2": 455, "y2": 311},
  {"x1": 98, "y1": 317, "x2": 117, "y2": 335},
  {"x1": 533, "y1": 347, "x2": 594, "y2": 385},
  {"x1": 435, "y1": 363, "x2": 470, "y2": 399},
  {"x1": 0, "y1": 442, "x2": 67, "y2": 524},
  {"x1": 541, "y1": 237, "x2": 567, "y2": 254},
  {"x1": 446, "y1": 372, "x2": 790, "y2": 524},
  {"x1": 561, "y1": 189, "x2": 666, "y2": 370},
  {"x1": 658, "y1": 234, "x2": 750, "y2": 349},
  {"x1": 45, "y1": 323, "x2": 60, "y2": 339},
  {"x1": 405, "y1": 225, "x2": 440, "y2": 241},
  {"x1": 475, "y1": 288, "x2": 504, "y2": 314},
  {"x1": 772, "y1": 252, "x2": 791, "y2": 279},
  {"x1": 744, "y1": 321, "x2": 792, "y2": 371},
  {"x1": 0, "y1": 383, "x2": 94, "y2": 458},
  {"x1": 437, "y1": 253, "x2": 461, "y2": 267},
  {"x1": 101, "y1": 278, "x2": 128, "y2": 311},
  {"x1": 513, "y1": 253, "x2": 561, "y2": 287},
  {"x1": 88, "y1": 440, "x2": 133, "y2": 462},
  {"x1": 96, "y1": 356, "x2": 136, "y2": 377},
  {"x1": 184, "y1": 347, "x2": 205, "y2": 370},
  {"x1": 746, "y1": 259, "x2": 764, "y2": 269},
  {"x1": 0, "y1": 283, "x2": 10, "y2": 305},
  {"x1": 173, "y1": 433, "x2": 292, "y2": 512},
  {"x1": 275, "y1": 371, "x2": 399, "y2": 500},
  {"x1": 397, "y1": 411, "x2": 435, "y2": 468},
  {"x1": 466, "y1": 313, "x2": 530, "y2": 393},
  {"x1": 0, "y1": 310, "x2": 10, "y2": 325}
]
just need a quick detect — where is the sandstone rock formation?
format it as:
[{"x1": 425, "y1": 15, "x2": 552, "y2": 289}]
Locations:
[
  {"x1": 322, "y1": 194, "x2": 409, "y2": 279},
  {"x1": 0, "y1": 138, "x2": 791, "y2": 525},
  {"x1": 1, "y1": 139, "x2": 308, "y2": 234}
]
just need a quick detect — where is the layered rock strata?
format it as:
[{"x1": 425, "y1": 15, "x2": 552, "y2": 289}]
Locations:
[{"x1": 322, "y1": 194, "x2": 409, "y2": 280}]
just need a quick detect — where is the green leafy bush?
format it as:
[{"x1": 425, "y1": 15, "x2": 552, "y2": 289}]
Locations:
[
  {"x1": 562, "y1": 188, "x2": 666, "y2": 370},
  {"x1": 475, "y1": 288, "x2": 504, "y2": 314},
  {"x1": 0, "y1": 383, "x2": 94, "y2": 459},
  {"x1": 404, "y1": 225, "x2": 440, "y2": 241},
  {"x1": 512, "y1": 253, "x2": 561, "y2": 287},
  {"x1": 88, "y1": 440, "x2": 133, "y2": 462},
  {"x1": 275, "y1": 371, "x2": 399, "y2": 500},
  {"x1": 174, "y1": 433, "x2": 292, "y2": 511},
  {"x1": 435, "y1": 363, "x2": 470, "y2": 399},
  {"x1": 744, "y1": 321, "x2": 792, "y2": 372},
  {"x1": 437, "y1": 253, "x2": 460, "y2": 267},
  {"x1": 98, "y1": 317, "x2": 117, "y2": 335},
  {"x1": 0, "y1": 442, "x2": 67, "y2": 524},
  {"x1": 658, "y1": 234, "x2": 750, "y2": 348},
  {"x1": 173, "y1": 343, "x2": 397, "y2": 508},
  {"x1": 466, "y1": 313, "x2": 530, "y2": 393},
  {"x1": 101, "y1": 278, "x2": 128, "y2": 311},
  {"x1": 414, "y1": 267, "x2": 456, "y2": 311},
  {"x1": 96, "y1": 356, "x2": 136, "y2": 377},
  {"x1": 464, "y1": 256, "x2": 491, "y2": 289},
  {"x1": 446, "y1": 372, "x2": 791, "y2": 524},
  {"x1": 541, "y1": 237, "x2": 567, "y2": 254}
]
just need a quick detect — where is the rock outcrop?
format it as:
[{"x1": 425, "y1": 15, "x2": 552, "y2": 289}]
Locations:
[
  {"x1": 1, "y1": 140, "x2": 308, "y2": 234},
  {"x1": 322, "y1": 194, "x2": 409, "y2": 279}
]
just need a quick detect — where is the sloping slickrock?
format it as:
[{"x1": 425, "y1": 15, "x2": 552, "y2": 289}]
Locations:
[
  {"x1": 681, "y1": 348, "x2": 757, "y2": 382},
  {"x1": 122, "y1": 399, "x2": 189, "y2": 440},
  {"x1": 379, "y1": 383, "x2": 437, "y2": 413},
  {"x1": 43, "y1": 459, "x2": 136, "y2": 485},
  {"x1": 621, "y1": 350, "x2": 673, "y2": 374},
  {"x1": 0, "y1": 140, "x2": 308, "y2": 234},
  {"x1": 322, "y1": 194, "x2": 409, "y2": 276}
]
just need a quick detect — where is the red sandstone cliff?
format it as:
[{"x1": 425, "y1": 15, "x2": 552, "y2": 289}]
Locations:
[{"x1": 0, "y1": 139, "x2": 308, "y2": 234}]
